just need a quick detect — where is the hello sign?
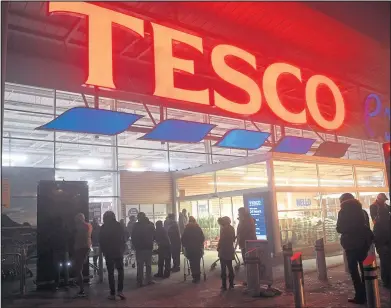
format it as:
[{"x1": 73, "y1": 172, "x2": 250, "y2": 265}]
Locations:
[{"x1": 48, "y1": 2, "x2": 346, "y2": 131}]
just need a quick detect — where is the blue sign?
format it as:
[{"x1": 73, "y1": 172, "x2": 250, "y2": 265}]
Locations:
[
  {"x1": 364, "y1": 94, "x2": 390, "y2": 142},
  {"x1": 246, "y1": 197, "x2": 267, "y2": 240},
  {"x1": 296, "y1": 199, "x2": 312, "y2": 207}
]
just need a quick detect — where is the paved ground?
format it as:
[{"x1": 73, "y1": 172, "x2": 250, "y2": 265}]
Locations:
[
  {"x1": 2, "y1": 251, "x2": 346, "y2": 297},
  {"x1": 3, "y1": 253, "x2": 390, "y2": 308}
]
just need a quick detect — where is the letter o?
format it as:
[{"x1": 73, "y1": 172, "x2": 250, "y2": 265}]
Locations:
[{"x1": 305, "y1": 75, "x2": 345, "y2": 130}]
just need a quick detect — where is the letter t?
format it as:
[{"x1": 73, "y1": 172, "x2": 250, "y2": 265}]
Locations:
[{"x1": 49, "y1": 2, "x2": 145, "y2": 89}]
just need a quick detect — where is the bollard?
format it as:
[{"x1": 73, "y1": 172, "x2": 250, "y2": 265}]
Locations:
[
  {"x1": 64, "y1": 251, "x2": 70, "y2": 286},
  {"x1": 98, "y1": 248, "x2": 104, "y2": 283},
  {"x1": 282, "y1": 242, "x2": 293, "y2": 290},
  {"x1": 291, "y1": 252, "x2": 306, "y2": 308},
  {"x1": 245, "y1": 248, "x2": 260, "y2": 297},
  {"x1": 342, "y1": 250, "x2": 349, "y2": 273},
  {"x1": 19, "y1": 248, "x2": 26, "y2": 295},
  {"x1": 314, "y1": 238, "x2": 327, "y2": 281},
  {"x1": 363, "y1": 255, "x2": 381, "y2": 308}
]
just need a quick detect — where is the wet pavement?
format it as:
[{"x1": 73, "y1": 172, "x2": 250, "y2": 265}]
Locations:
[{"x1": 3, "y1": 253, "x2": 390, "y2": 308}]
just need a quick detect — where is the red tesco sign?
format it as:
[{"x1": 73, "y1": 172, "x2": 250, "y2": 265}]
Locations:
[{"x1": 49, "y1": 2, "x2": 346, "y2": 131}]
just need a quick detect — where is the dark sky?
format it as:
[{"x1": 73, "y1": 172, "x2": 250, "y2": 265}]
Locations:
[{"x1": 306, "y1": 2, "x2": 390, "y2": 48}]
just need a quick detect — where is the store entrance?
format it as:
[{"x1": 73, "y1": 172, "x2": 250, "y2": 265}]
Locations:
[{"x1": 178, "y1": 195, "x2": 244, "y2": 250}]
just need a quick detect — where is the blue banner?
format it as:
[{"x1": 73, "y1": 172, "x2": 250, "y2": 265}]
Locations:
[{"x1": 245, "y1": 197, "x2": 267, "y2": 240}]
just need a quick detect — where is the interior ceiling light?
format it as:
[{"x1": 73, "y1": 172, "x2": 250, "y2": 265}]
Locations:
[
  {"x1": 152, "y1": 162, "x2": 170, "y2": 169},
  {"x1": 127, "y1": 167, "x2": 147, "y2": 172},
  {"x1": 2, "y1": 153, "x2": 28, "y2": 162},
  {"x1": 78, "y1": 157, "x2": 104, "y2": 166},
  {"x1": 57, "y1": 164, "x2": 80, "y2": 170}
]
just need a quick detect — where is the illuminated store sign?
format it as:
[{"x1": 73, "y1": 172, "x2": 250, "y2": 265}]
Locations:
[{"x1": 48, "y1": 2, "x2": 345, "y2": 131}]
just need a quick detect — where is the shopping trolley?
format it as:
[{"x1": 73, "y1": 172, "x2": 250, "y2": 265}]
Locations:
[
  {"x1": 210, "y1": 242, "x2": 241, "y2": 271},
  {"x1": 124, "y1": 239, "x2": 136, "y2": 268},
  {"x1": 183, "y1": 249, "x2": 207, "y2": 282}
]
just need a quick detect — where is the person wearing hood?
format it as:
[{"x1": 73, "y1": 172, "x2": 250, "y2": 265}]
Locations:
[
  {"x1": 120, "y1": 219, "x2": 130, "y2": 242},
  {"x1": 127, "y1": 215, "x2": 137, "y2": 236},
  {"x1": 73, "y1": 213, "x2": 92, "y2": 297},
  {"x1": 237, "y1": 207, "x2": 257, "y2": 262},
  {"x1": 178, "y1": 209, "x2": 188, "y2": 236},
  {"x1": 154, "y1": 220, "x2": 171, "y2": 278},
  {"x1": 217, "y1": 216, "x2": 236, "y2": 290},
  {"x1": 372, "y1": 200, "x2": 390, "y2": 288},
  {"x1": 99, "y1": 211, "x2": 126, "y2": 300},
  {"x1": 369, "y1": 193, "x2": 389, "y2": 223},
  {"x1": 131, "y1": 212, "x2": 156, "y2": 287},
  {"x1": 91, "y1": 218, "x2": 101, "y2": 275},
  {"x1": 336, "y1": 193, "x2": 374, "y2": 304},
  {"x1": 165, "y1": 213, "x2": 181, "y2": 272},
  {"x1": 181, "y1": 216, "x2": 205, "y2": 283}
]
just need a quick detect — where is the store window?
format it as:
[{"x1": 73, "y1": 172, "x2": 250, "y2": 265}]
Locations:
[
  {"x1": 3, "y1": 139, "x2": 54, "y2": 168},
  {"x1": 273, "y1": 161, "x2": 318, "y2": 187},
  {"x1": 355, "y1": 167, "x2": 385, "y2": 187},
  {"x1": 216, "y1": 163, "x2": 268, "y2": 193},
  {"x1": 177, "y1": 173, "x2": 215, "y2": 197},
  {"x1": 56, "y1": 143, "x2": 115, "y2": 171},
  {"x1": 139, "y1": 204, "x2": 154, "y2": 222},
  {"x1": 277, "y1": 192, "x2": 323, "y2": 248},
  {"x1": 318, "y1": 164, "x2": 354, "y2": 187},
  {"x1": 55, "y1": 170, "x2": 117, "y2": 197}
]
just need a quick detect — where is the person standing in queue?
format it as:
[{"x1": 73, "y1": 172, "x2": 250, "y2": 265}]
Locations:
[
  {"x1": 217, "y1": 216, "x2": 236, "y2": 290},
  {"x1": 131, "y1": 212, "x2": 156, "y2": 287},
  {"x1": 372, "y1": 195, "x2": 390, "y2": 288},
  {"x1": 91, "y1": 218, "x2": 101, "y2": 276},
  {"x1": 336, "y1": 193, "x2": 373, "y2": 305},
  {"x1": 73, "y1": 213, "x2": 92, "y2": 297},
  {"x1": 181, "y1": 216, "x2": 205, "y2": 283},
  {"x1": 236, "y1": 207, "x2": 257, "y2": 286},
  {"x1": 178, "y1": 209, "x2": 188, "y2": 237},
  {"x1": 154, "y1": 220, "x2": 171, "y2": 279},
  {"x1": 99, "y1": 211, "x2": 126, "y2": 300},
  {"x1": 369, "y1": 193, "x2": 389, "y2": 223},
  {"x1": 165, "y1": 214, "x2": 181, "y2": 272}
]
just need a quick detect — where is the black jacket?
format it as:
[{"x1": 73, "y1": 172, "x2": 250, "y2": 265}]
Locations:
[
  {"x1": 99, "y1": 219, "x2": 126, "y2": 258},
  {"x1": 131, "y1": 217, "x2": 155, "y2": 251},
  {"x1": 336, "y1": 199, "x2": 373, "y2": 251},
  {"x1": 217, "y1": 225, "x2": 236, "y2": 261},
  {"x1": 373, "y1": 215, "x2": 390, "y2": 249},
  {"x1": 181, "y1": 222, "x2": 205, "y2": 257},
  {"x1": 166, "y1": 220, "x2": 181, "y2": 249},
  {"x1": 91, "y1": 222, "x2": 100, "y2": 247},
  {"x1": 370, "y1": 201, "x2": 390, "y2": 222}
]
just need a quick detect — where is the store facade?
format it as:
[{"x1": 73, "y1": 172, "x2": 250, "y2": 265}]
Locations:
[{"x1": 2, "y1": 2, "x2": 390, "y2": 253}]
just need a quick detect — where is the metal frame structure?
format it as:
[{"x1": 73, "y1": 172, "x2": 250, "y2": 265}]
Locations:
[{"x1": 173, "y1": 152, "x2": 389, "y2": 253}]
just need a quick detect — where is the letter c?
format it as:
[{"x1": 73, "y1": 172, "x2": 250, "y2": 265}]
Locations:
[
  {"x1": 263, "y1": 63, "x2": 306, "y2": 124},
  {"x1": 305, "y1": 75, "x2": 345, "y2": 130}
]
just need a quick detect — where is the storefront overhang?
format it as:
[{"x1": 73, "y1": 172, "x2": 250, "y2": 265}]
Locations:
[{"x1": 4, "y1": 2, "x2": 390, "y2": 142}]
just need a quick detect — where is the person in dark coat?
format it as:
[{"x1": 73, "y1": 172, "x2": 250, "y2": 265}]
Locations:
[
  {"x1": 91, "y1": 218, "x2": 101, "y2": 275},
  {"x1": 181, "y1": 216, "x2": 205, "y2": 283},
  {"x1": 165, "y1": 214, "x2": 181, "y2": 272},
  {"x1": 336, "y1": 193, "x2": 374, "y2": 304},
  {"x1": 127, "y1": 215, "x2": 137, "y2": 236},
  {"x1": 120, "y1": 219, "x2": 130, "y2": 241},
  {"x1": 154, "y1": 220, "x2": 171, "y2": 278},
  {"x1": 99, "y1": 211, "x2": 126, "y2": 300},
  {"x1": 217, "y1": 216, "x2": 236, "y2": 290},
  {"x1": 370, "y1": 193, "x2": 389, "y2": 223},
  {"x1": 236, "y1": 207, "x2": 257, "y2": 262},
  {"x1": 373, "y1": 205, "x2": 390, "y2": 288},
  {"x1": 131, "y1": 212, "x2": 156, "y2": 287},
  {"x1": 178, "y1": 209, "x2": 188, "y2": 236}
]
